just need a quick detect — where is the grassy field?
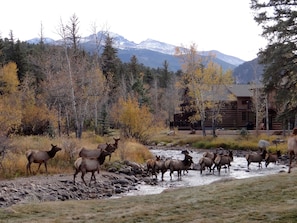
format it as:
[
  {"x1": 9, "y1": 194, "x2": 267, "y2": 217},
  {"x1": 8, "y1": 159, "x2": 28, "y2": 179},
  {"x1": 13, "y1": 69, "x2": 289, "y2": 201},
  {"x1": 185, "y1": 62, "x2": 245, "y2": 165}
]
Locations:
[{"x1": 1, "y1": 170, "x2": 297, "y2": 223}]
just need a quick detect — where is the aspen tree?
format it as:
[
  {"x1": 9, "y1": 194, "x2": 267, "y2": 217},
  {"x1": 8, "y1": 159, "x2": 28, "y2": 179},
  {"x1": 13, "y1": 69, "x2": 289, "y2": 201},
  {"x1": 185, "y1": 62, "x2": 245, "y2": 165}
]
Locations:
[
  {"x1": 175, "y1": 43, "x2": 234, "y2": 137},
  {"x1": 0, "y1": 62, "x2": 22, "y2": 135}
]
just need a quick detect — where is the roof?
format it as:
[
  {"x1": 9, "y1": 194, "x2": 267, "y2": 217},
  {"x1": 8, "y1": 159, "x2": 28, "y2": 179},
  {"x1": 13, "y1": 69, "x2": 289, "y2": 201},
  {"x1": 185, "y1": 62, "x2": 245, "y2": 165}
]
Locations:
[
  {"x1": 199, "y1": 84, "x2": 263, "y2": 102},
  {"x1": 226, "y1": 84, "x2": 263, "y2": 97}
]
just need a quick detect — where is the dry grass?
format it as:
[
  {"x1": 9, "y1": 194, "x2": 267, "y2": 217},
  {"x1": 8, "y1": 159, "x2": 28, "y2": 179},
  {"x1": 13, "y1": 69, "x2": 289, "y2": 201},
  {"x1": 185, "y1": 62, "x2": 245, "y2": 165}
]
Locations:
[
  {"x1": 0, "y1": 133, "x2": 154, "y2": 179},
  {"x1": 151, "y1": 129, "x2": 288, "y2": 153},
  {"x1": 1, "y1": 170, "x2": 297, "y2": 222}
]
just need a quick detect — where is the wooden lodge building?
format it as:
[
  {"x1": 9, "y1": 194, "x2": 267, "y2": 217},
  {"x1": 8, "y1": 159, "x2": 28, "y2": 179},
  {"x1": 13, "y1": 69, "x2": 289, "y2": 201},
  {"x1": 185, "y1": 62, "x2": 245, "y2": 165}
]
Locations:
[{"x1": 172, "y1": 84, "x2": 282, "y2": 131}]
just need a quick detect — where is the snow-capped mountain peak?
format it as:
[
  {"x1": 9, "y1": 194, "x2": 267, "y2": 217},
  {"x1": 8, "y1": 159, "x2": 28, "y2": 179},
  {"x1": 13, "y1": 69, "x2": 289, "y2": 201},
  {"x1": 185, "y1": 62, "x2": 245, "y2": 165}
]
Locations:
[
  {"x1": 27, "y1": 32, "x2": 246, "y2": 66},
  {"x1": 135, "y1": 39, "x2": 176, "y2": 55}
]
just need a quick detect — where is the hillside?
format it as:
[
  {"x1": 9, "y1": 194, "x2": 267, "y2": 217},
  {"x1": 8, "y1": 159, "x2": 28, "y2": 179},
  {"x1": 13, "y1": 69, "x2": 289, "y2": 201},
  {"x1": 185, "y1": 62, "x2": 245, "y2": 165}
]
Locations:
[
  {"x1": 232, "y1": 58, "x2": 264, "y2": 84},
  {"x1": 28, "y1": 32, "x2": 265, "y2": 83}
]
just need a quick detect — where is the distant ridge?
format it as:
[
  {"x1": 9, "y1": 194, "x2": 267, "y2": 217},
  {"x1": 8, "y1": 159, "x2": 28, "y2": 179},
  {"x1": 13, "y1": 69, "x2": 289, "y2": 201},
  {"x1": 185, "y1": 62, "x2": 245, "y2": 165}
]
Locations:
[{"x1": 27, "y1": 31, "x2": 247, "y2": 72}]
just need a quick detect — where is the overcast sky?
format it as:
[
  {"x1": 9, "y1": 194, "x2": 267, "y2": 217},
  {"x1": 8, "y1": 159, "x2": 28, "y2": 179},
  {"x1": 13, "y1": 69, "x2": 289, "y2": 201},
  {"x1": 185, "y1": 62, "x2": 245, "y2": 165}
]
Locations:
[{"x1": 0, "y1": 0, "x2": 267, "y2": 61}]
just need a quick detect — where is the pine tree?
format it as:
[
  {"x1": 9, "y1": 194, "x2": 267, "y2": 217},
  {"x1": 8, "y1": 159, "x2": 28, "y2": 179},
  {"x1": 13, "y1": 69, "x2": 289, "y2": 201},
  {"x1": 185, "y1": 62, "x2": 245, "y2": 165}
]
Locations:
[
  {"x1": 251, "y1": 0, "x2": 297, "y2": 124},
  {"x1": 101, "y1": 34, "x2": 119, "y2": 79},
  {"x1": 0, "y1": 37, "x2": 4, "y2": 65},
  {"x1": 159, "y1": 60, "x2": 171, "y2": 88}
]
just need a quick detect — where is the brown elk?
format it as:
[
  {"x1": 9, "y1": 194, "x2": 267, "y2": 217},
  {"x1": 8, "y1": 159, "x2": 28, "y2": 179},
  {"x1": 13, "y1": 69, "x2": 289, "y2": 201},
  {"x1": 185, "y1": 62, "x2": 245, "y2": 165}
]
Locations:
[
  {"x1": 73, "y1": 157, "x2": 100, "y2": 186},
  {"x1": 265, "y1": 150, "x2": 281, "y2": 167},
  {"x1": 213, "y1": 150, "x2": 233, "y2": 175},
  {"x1": 73, "y1": 149, "x2": 113, "y2": 185},
  {"x1": 146, "y1": 155, "x2": 160, "y2": 178},
  {"x1": 155, "y1": 156, "x2": 171, "y2": 181},
  {"x1": 167, "y1": 153, "x2": 193, "y2": 180},
  {"x1": 246, "y1": 149, "x2": 267, "y2": 170},
  {"x1": 288, "y1": 128, "x2": 297, "y2": 173},
  {"x1": 97, "y1": 137, "x2": 120, "y2": 161},
  {"x1": 26, "y1": 144, "x2": 62, "y2": 175},
  {"x1": 199, "y1": 157, "x2": 214, "y2": 174},
  {"x1": 79, "y1": 137, "x2": 120, "y2": 164}
]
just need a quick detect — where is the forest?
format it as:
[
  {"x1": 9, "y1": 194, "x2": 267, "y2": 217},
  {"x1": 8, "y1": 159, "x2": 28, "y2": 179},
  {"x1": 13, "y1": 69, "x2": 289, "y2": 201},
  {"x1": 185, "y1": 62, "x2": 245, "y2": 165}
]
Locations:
[
  {"x1": 2, "y1": 0, "x2": 297, "y2": 142},
  {"x1": 0, "y1": 15, "x2": 235, "y2": 141},
  {"x1": 0, "y1": 15, "x2": 184, "y2": 141}
]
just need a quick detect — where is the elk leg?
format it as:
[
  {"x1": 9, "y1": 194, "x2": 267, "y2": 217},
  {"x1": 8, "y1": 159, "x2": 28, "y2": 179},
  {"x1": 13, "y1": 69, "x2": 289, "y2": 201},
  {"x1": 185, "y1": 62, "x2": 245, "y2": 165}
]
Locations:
[
  {"x1": 178, "y1": 170, "x2": 182, "y2": 179},
  {"x1": 44, "y1": 162, "x2": 48, "y2": 174},
  {"x1": 37, "y1": 163, "x2": 42, "y2": 173},
  {"x1": 81, "y1": 171, "x2": 87, "y2": 186},
  {"x1": 26, "y1": 162, "x2": 31, "y2": 175},
  {"x1": 73, "y1": 169, "x2": 79, "y2": 184},
  {"x1": 288, "y1": 151, "x2": 294, "y2": 173},
  {"x1": 90, "y1": 172, "x2": 96, "y2": 186}
]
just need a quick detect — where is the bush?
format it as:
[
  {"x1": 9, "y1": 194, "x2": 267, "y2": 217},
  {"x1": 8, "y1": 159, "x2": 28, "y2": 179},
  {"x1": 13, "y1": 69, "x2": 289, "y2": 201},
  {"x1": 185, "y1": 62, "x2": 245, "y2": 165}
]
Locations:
[{"x1": 110, "y1": 97, "x2": 163, "y2": 143}]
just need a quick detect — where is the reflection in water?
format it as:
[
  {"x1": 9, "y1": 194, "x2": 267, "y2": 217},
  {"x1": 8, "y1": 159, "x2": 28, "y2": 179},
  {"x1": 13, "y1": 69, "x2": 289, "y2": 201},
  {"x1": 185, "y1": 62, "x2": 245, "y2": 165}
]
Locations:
[{"x1": 126, "y1": 148, "x2": 288, "y2": 197}]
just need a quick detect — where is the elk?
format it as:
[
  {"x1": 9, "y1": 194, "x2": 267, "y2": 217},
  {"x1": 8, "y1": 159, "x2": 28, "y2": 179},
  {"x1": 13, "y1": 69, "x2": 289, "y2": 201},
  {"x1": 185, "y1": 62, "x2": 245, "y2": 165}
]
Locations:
[
  {"x1": 287, "y1": 128, "x2": 297, "y2": 173},
  {"x1": 79, "y1": 137, "x2": 120, "y2": 164},
  {"x1": 97, "y1": 137, "x2": 120, "y2": 161},
  {"x1": 199, "y1": 156, "x2": 214, "y2": 174},
  {"x1": 146, "y1": 155, "x2": 160, "y2": 178},
  {"x1": 167, "y1": 153, "x2": 193, "y2": 180},
  {"x1": 73, "y1": 149, "x2": 109, "y2": 186},
  {"x1": 213, "y1": 150, "x2": 233, "y2": 175},
  {"x1": 265, "y1": 150, "x2": 281, "y2": 167},
  {"x1": 73, "y1": 157, "x2": 100, "y2": 186},
  {"x1": 246, "y1": 149, "x2": 267, "y2": 169},
  {"x1": 26, "y1": 144, "x2": 62, "y2": 175}
]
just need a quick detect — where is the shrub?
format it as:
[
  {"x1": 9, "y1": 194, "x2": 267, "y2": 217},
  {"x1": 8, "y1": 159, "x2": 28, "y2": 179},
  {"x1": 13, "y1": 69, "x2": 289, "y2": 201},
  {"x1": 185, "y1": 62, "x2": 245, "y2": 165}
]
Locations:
[
  {"x1": 112, "y1": 139, "x2": 153, "y2": 164},
  {"x1": 110, "y1": 96, "x2": 163, "y2": 143}
]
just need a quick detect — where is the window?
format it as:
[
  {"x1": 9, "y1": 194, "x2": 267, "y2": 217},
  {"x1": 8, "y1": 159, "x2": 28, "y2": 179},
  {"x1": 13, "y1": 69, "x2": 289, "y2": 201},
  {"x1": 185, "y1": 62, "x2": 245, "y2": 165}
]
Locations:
[
  {"x1": 242, "y1": 100, "x2": 251, "y2": 109},
  {"x1": 242, "y1": 112, "x2": 246, "y2": 121},
  {"x1": 231, "y1": 102, "x2": 237, "y2": 110}
]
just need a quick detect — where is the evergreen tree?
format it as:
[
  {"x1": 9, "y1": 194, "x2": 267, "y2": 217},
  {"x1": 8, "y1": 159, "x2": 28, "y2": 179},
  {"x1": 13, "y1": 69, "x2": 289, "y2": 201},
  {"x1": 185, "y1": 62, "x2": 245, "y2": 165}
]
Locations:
[
  {"x1": 101, "y1": 33, "x2": 121, "y2": 109},
  {"x1": 13, "y1": 40, "x2": 28, "y2": 81},
  {"x1": 0, "y1": 37, "x2": 4, "y2": 65},
  {"x1": 159, "y1": 60, "x2": 171, "y2": 88},
  {"x1": 251, "y1": 0, "x2": 297, "y2": 123},
  {"x1": 101, "y1": 34, "x2": 119, "y2": 80}
]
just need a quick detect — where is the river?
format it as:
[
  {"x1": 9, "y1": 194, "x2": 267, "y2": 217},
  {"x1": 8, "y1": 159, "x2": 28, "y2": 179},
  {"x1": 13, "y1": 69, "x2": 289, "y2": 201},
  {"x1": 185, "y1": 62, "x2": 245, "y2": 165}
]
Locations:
[{"x1": 125, "y1": 148, "x2": 288, "y2": 197}]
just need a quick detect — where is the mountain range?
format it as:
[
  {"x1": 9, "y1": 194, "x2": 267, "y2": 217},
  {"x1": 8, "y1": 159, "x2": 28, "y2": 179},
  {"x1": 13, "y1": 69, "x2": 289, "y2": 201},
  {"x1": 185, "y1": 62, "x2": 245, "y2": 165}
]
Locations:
[{"x1": 27, "y1": 32, "x2": 261, "y2": 84}]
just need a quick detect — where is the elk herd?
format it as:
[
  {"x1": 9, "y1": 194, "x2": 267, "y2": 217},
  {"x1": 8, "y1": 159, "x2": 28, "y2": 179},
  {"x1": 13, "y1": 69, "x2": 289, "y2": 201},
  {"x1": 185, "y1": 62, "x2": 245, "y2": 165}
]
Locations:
[
  {"x1": 24, "y1": 128, "x2": 297, "y2": 187},
  {"x1": 146, "y1": 146, "x2": 284, "y2": 181}
]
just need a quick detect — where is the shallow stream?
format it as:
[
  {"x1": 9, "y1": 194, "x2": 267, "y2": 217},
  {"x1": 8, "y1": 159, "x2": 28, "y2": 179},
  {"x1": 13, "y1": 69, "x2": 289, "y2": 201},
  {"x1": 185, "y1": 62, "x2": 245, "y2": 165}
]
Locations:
[{"x1": 125, "y1": 148, "x2": 288, "y2": 197}]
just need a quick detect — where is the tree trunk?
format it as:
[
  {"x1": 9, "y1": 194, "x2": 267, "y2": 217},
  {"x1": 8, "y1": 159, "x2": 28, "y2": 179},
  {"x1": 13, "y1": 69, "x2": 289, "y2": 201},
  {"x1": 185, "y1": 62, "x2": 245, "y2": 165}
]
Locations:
[
  {"x1": 201, "y1": 120, "x2": 206, "y2": 136},
  {"x1": 211, "y1": 118, "x2": 216, "y2": 137}
]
